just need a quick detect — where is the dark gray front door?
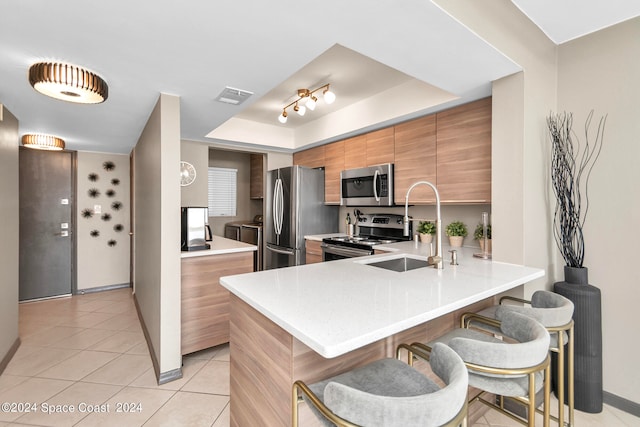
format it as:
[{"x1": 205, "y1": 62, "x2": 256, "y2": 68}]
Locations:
[{"x1": 19, "y1": 148, "x2": 74, "y2": 301}]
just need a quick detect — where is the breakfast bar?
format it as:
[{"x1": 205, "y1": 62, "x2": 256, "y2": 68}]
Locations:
[{"x1": 220, "y1": 242, "x2": 544, "y2": 426}]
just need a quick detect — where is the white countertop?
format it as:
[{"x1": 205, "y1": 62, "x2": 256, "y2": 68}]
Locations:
[
  {"x1": 181, "y1": 235, "x2": 256, "y2": 258},
  {"x1": 220, "y1": 241, "x2": 544, "y2": 358}
]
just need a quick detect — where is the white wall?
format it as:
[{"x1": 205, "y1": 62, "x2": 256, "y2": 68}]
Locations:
[
  {"x1": 557, "y1": 16, "x2": 640, "y2": 404},
  {"x1": 133, "y1": 93, "x2": 181, "y2": 380},
  {"x1": 0, "y1": 104, "x2": 19, "y2": 369},
  {"x1": 76, "y1": 152, "x2": 130, "y2": 291}
]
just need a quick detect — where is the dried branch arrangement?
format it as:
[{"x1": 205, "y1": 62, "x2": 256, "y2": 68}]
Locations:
[{"x1": 547, "y1": 111, "x2": 606, "y2": 268}]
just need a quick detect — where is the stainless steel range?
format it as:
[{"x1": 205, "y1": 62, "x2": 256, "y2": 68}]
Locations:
[{"x1": 321, "y1": 213, "x2": 412, "y2": 261}]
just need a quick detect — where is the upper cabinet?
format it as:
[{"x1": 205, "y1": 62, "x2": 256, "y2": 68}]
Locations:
[
  {"x1": 366, "y1": 127, "x2": 394, "y2": 166},
  {"x1": 293, "y1": 145, "x2": 325, "y2": 169},
  {"x1": 250, "y1": 154, "x2": 264, "y2": 199},
  {"x1": 292, "y1": 97, "x2": 492, "y2": 206},
  {"x1": 343, "y1": 134, "x2": 367, "y2": 170},
  {"x1": 394, "y1": 115, "x2": 437, "y2": 204},
  {"x1": 436, "y1": 97, "x2": 491, "y2": 203},
  {"x1": 324, "y1": 141, "x2": 344, "y2": 204}
]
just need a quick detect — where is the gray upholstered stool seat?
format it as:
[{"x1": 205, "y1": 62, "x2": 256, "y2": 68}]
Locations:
[
  {"x1": 292, "y1": 342, "x2": 468, "y2": 427},
  {"x1": 464, "y1": 290, "x2": 575, "y2": 426},
  {"x1": 405, "y1": 311, "x2": 551, "y2": 427}
]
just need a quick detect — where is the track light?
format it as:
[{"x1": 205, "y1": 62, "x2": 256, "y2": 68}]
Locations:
[
  {"x1": 323, "y1": 87, "x2": 336, "y2": 104},
  {"x1": 294, "y1": 102, "x2": 306, "y2": 116},
  {"x1": 277, "y1": 83, "x2": 335, "y2": 123}
]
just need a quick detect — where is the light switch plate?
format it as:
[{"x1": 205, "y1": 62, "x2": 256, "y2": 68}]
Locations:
[
  {"x1": 61, "y1": 198, "x2": 69, "y2": 205},
  {"x1": 94, "y1": 205, "x2": 101, "y2": 214},
  {"x1": 61, "y1": 223, "x2": 69, "y2": 229}
]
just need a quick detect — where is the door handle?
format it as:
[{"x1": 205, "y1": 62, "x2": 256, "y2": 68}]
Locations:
[{"x1": 373, "y1": 170, "x2": 380, "y2": 202}]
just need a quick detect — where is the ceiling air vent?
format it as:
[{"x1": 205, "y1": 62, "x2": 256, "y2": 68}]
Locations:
[{"x1": 215, "y1": 86, "x2": 253, "y2": 105}]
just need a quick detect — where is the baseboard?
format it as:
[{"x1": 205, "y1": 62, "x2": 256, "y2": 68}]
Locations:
[
  {"x1": 76, "y1": 282, "x2": 131, "y2": 295},
  {"x1": 133, "y1": 294, "x2": 183, "y2": 386},
  {"x1": 604, "y1": 391, "x2": 640, "y2": 418},
  {"x1": 0, "y1": 337, "x2": 21, "y2": 375},
  {"x1": 158, "y1": 368, "x2": 183, "y2": 385}
]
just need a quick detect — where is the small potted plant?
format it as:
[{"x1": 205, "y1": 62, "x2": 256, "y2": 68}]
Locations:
[
  {"x1": 417, "y1": 221, "x2": 436, "y2": 243},
  {"x1": 474, "y1": 223, "x2": 492, "y2": 253},
  {"x1": 445, "y1": 220, "x2": 467, "y2": 247}
]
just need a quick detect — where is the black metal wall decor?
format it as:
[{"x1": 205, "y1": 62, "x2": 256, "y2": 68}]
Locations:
[{"x1": 86, "y1": 159, "x2": 125, "y2": 247}]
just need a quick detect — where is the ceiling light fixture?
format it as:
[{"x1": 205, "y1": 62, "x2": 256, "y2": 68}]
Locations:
[
  {"x1": 28, "y1": 62, "x2": 108, "y2": 104},
  {"x1": 21, "y1": 134, "x2": 65, "y2": 151},
  {"x1": 277, "y1": 83, "x2": 335, "y2": 123}
]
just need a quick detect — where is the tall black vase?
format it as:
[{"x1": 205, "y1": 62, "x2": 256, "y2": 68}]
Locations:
[{"x1": 554, "y1": 266, "x2": 603, "y2": 413}]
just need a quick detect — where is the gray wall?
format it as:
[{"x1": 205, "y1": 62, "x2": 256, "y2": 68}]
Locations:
[
  {"x1": 0, "y1": 104, "x2": 19, "y2": 369},
  {"x1": 180, "y1": 140, "x2": 209, "y2": 207},
  {"x1": 133, "y1": 93, "x2": 181, "y2": 379},
  {"x1": 207, "y1": 149, "x2": 254, "y2": 237}
]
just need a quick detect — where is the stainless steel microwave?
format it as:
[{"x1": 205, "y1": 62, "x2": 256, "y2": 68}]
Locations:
[{"x1": 340, "y1": 163, "x2": 394, "y2": 206}]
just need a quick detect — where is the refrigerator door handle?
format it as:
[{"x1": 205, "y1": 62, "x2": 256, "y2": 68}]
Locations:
[
  {"x1": 276, "y1": 178, "x2": 284, "y2": 235},
  {"x1": 273, "y1": 178, "x2": 282, "y2": 236},
  {"x1": 373, "y1": 169, "x2": 380, "y2": 202},
  {"x1": 266, "y1": 244, "x2": 295, "y2": 256}
]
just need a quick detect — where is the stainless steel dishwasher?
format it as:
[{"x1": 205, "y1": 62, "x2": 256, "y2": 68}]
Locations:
[{"x1": 241, "y1": 222, "x2": 263, "y2": 271}]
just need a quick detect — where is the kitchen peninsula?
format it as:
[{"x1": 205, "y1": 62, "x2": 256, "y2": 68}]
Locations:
[
  {"x1": 181, "y1": 236, "x2": 256, "y2": 356},
  {"x1": 221, "y1": 243, "x2": 544, "y2": 426}
]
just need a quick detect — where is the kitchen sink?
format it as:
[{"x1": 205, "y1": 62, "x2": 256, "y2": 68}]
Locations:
[{"x1": 357, "y1": 255, "x2": 431, "y2": 272}]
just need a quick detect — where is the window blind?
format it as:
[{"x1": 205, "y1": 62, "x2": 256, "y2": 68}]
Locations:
[{"x1": 208, "y1": 167, "x2": 237, "y2": 216}]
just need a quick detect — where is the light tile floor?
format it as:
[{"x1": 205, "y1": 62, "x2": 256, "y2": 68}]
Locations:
[{"x1": 0, "y1": 288, "x2": 637, "y2": 426}]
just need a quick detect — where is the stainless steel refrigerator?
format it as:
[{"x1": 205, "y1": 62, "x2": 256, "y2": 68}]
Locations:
[{"x1": 265, "y1": 166, "x2": 338, "y2": 269}]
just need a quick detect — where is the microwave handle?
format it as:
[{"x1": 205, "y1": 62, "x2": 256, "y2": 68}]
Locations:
[{"x1": 373, "y1": 169, "x2": 380, "y2": 202}]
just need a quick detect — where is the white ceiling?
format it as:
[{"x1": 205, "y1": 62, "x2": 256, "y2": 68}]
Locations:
[{"x1": 1, "y1": 1, "x2": 638, "y2": 154}]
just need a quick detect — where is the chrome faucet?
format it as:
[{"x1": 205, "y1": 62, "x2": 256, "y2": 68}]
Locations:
[{"x1": 403, "y1": 181, "x2": 443, "y2": 269}]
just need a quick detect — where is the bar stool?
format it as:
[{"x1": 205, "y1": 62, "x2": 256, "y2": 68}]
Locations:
[
  {"x1": 463, "y1": 290, "x2": 574, "y2": 426},
  {"x1": 292, "y1": 342, "x2": 468, "y2": 427},
  {"x1": 401, "y1": 311, "x2": 551, "y2": 427}
]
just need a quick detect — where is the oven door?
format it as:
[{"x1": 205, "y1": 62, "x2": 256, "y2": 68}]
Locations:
[
  {"x1": 340, "y1": 164, "x2": 393, "y2": 206},
  {"x1": 321, "y1": 243, "x2": 373, "y2": 261}
]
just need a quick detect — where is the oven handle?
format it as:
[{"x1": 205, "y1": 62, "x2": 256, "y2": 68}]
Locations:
[{"x1": 321, "y1": 243, "x2": 372, "y2": 258}]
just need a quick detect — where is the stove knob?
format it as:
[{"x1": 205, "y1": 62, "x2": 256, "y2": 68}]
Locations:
[{"x1": 360, "y1": 217, "x2": 367, "y2": 222}]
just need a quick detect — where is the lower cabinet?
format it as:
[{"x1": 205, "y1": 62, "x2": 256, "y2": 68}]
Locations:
[
  {"x1": 305, "y1": 240, "x2": 323, "y2": 264},
  {"x1": 181, "y1": 251, "x2": 254, "y2": 355}
]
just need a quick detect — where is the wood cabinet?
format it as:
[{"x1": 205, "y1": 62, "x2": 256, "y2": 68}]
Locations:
[
  {"x1": 293, "y1": 145, "x2": 325, "y2": 168},
  {"x1": 305, "y1": 239, "x2": 323, "y2": 264},
  {"x1": 366, "y1": 127, "x2": 394, "y2": 166},
  {"x1": 394, "y1": 114, "x2": 437, "y2": 204},
  {"x1": 436, "y1": 97, "x2": 491, "y2": 203},
  {"x1": 181, "y1": 251, "x2": 254, "y2": 355},
  {"x1": 250, "y1": 153, "x2": 264, "y2": 199},
  {"x1": 343, "y1": 134, "x2": 367, "y2": 170},
  {"x1": 323, "y1": 141, "x2": 344, "y2": 204},
  {"x1": 291, "y1": 97, "x2": 491, "y2": 205}
]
